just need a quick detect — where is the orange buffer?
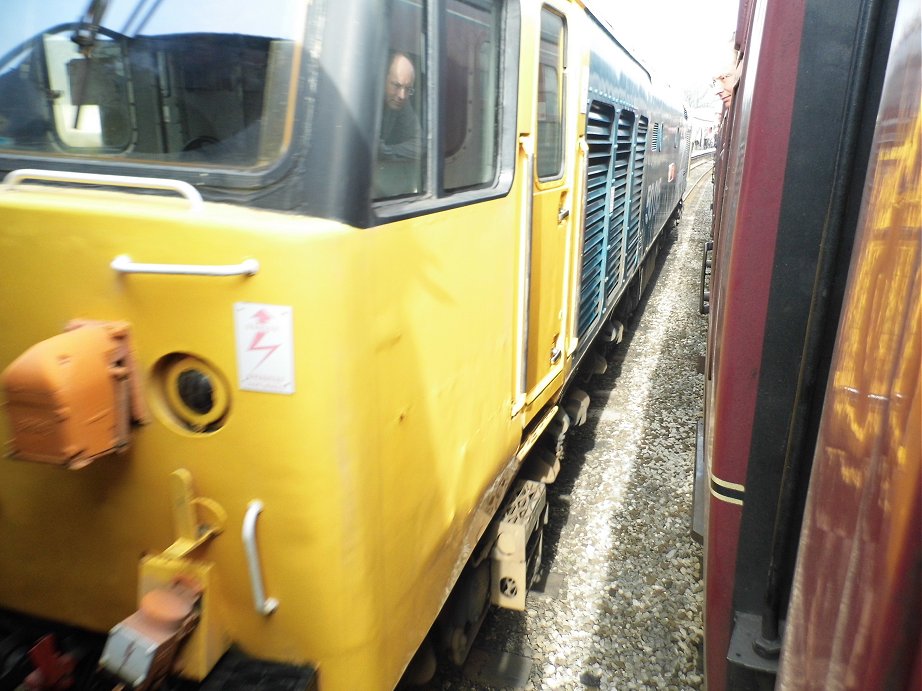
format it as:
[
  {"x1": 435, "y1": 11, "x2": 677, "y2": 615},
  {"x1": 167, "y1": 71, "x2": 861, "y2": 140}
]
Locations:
[{"x1": 1, "y1": 320, "x2": 147, "y2": 468}]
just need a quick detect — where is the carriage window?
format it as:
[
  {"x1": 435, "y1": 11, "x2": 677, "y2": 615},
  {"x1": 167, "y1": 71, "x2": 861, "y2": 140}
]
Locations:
[
  {"x1": 442, "y1": 0, "x2": 501, "y2": 191},
  {"x1": 536, "y1": 8, "x2": 565, "y2": 179},
  {"x1": 374, "y1": 0, "x2": 427, "y2": 199}
]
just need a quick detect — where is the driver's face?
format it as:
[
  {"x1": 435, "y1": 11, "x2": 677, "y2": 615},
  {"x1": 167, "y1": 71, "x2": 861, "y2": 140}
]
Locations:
[{"x1": 386, "y1": 56, "x2": 415, "y2": 111}]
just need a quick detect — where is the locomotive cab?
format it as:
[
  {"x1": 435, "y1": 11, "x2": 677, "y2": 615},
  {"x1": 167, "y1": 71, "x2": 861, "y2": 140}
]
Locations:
[{"x1": 0, "y1": 0, "x2": 690, "y2": 688}]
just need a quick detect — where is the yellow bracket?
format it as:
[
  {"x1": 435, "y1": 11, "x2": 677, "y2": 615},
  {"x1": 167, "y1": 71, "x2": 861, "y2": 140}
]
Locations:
[{"x1": 163, "y1": 468, "x2": 227, "y2": 559}]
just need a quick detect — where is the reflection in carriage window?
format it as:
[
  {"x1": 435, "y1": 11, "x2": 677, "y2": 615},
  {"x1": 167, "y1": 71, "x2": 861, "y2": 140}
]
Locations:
[
  {"x1": 0, "y1": 0, "x2": 304, "y2": 167},
  {"x1": 374, "y1": 0, "x2": 426, "y2": 200},
  {"x1": 443, "y1": 0, "x2": 501, "y2": 191},
  {"x1": 536, "y1": 8, "x2": 564, "y2": 179}
]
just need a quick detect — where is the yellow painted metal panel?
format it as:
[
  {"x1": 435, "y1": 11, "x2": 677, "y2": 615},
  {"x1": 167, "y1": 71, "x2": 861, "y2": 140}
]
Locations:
[
  {"x1": 0, "y1": 185, "x2": 522, "y2": 689},
  {"x1": 527, "y1": 187, "x2": 568, "y2": 393},
  {"x1": 518, "y1": 0, "x2": 583, "y2": 422}
]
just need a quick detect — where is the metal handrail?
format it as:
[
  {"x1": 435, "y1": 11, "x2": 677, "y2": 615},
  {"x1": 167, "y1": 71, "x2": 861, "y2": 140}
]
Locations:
[
  {"x1": 3, "y1": 168, "x2": 203, "y2": 209},
  {"x1": 111, "y1": 255, "x2": 259, "y2": 277},
  {"x1": 242, "y1": 500, "x2": 279, "y2": 616}
]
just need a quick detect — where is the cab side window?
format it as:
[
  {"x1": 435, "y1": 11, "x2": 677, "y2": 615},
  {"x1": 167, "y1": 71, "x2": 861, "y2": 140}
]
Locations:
[
  {"x1": 375, "y1": 0, "x2": 506, "y2": 203},
  {"x1": 443, "y1": 0, "x2": 502, "y2": 191},
  {"x1": 536, "y1": 8, "x2": 565, "y2": 180},
  {"x1": 375, "y1": 1, "x2": 427, "y2": 199}
]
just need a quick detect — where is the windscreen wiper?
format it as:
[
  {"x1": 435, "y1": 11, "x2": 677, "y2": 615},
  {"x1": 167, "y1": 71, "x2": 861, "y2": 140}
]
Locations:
[
  {"x1": 72, "y1": 0, "x2": 109, "y2": 55},
  {"x1": 70, "y1": 0, "x2": 109, "y2": 128}
]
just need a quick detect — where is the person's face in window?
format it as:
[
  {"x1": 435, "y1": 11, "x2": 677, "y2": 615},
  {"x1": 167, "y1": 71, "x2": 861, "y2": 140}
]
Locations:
[
  {"x1": 385, "y1": 54, "x2": 416, "y2": 111},
  {"x1": 712, "y1": 71, "x2": 738, "y2": 107}
]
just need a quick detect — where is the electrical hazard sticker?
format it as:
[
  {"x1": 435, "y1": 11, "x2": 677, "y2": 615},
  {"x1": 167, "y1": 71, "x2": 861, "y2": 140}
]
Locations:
[{"x1": 234, "y1": 302, "x2": 295, "y2": 394}]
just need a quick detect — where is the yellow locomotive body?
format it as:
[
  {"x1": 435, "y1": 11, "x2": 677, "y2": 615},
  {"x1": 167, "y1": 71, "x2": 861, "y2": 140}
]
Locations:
[
  {"x1": 0, "y1": 185, "x2": 528, "y2": 688},
  {"x1": 0, "y1": 0, "x2": 688, "y2": 688}
]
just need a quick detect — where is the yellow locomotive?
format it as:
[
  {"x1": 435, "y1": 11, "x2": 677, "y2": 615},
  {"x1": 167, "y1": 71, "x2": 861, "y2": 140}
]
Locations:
[{"x1": 0, "y1": 0, "x2": 688, "y2": 688}]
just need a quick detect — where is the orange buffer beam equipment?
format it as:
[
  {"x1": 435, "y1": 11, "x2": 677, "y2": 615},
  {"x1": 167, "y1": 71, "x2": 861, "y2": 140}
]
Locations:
[{"x1": 1, "y1": 320, "x2": 147, "y2": 469}]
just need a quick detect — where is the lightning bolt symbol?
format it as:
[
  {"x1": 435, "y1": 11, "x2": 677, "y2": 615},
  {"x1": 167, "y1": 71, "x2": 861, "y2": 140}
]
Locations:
[{"x1": 248, "y1": 331, "x2": 281, "y2": 369}]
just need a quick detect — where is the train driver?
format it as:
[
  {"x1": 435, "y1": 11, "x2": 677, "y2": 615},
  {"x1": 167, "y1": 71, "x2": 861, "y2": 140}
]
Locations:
[{"x1": 379, "y1": 51, "x2": 422, "y2": 161}]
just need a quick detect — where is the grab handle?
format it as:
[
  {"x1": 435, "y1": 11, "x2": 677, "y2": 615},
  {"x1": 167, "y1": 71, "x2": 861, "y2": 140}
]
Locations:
[
  {"x1": 111, "y1": 255, "x2": 259, "y2": 277},
  {"x1": 3, "y1": 169, "x2": 203, "y2": 209},
  {"x1": 242, "y1": 500, "x2": 279, "y2": 616}
]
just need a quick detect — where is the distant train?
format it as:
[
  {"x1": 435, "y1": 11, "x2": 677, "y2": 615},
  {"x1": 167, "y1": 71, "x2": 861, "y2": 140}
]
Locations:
[
  {"x1": 0, "y1": 0, "x2": 688, "y2": 688},
  {"x1": 698, "y1": 0, "x2": 920, "y2": 688}
]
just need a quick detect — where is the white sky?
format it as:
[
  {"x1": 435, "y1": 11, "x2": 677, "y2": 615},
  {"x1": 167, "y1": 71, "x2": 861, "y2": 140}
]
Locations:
[
  {"x1": 2, "y1": 1, "x2": 304, "y2": 58},
  {"x1": 586, "y1": 0, "x2": 740, "y2": 94}
]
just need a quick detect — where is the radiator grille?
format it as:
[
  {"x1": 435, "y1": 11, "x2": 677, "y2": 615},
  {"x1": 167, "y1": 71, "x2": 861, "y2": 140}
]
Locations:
[
  {"x1": 578, "y1": 100, "x2": 616, "y2": 340},
  {"x1": 605, "y1": 109, "x2": 634, "y2": 304},
  {"x1": 625, "y1": 117, "x2": 647, "y2": 276}
]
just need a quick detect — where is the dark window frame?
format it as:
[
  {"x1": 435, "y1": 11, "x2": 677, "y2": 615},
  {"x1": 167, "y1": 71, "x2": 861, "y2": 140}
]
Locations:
[{"x1": 372, "y1": 0, "x2": 519, "y2": 225}]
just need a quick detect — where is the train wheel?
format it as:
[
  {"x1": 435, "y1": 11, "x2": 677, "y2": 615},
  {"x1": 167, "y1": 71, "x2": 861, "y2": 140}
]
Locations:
[
  {"x1": 436, "y1": 560, "x2": 491, "y2": 667},
  {"x1": 399, "y1": 635, "x2": 437, "y2": 687}
]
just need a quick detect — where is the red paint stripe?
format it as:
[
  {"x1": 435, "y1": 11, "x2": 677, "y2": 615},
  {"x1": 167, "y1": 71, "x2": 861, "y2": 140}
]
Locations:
[
  {"x1": 711, "y1": 0, "x2": 805, "y2": 486},
  {"x1": 704, "y1": 498, "x2": 742, "y2": 691},
  {"x1": 705, "y1": 0, "x2": 807, "y2": 689}
]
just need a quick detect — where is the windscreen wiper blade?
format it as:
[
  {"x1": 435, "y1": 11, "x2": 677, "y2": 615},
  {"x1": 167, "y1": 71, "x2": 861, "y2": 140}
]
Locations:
[
  {"x1": 70, "y1": 0, "x2": 109, "y2": 128},
  {"x1": 72, "y1": 0, "x2": 109, "y2": 55}
]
